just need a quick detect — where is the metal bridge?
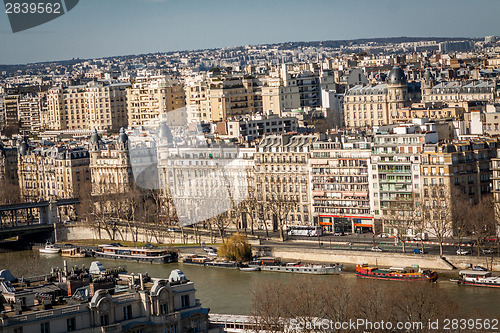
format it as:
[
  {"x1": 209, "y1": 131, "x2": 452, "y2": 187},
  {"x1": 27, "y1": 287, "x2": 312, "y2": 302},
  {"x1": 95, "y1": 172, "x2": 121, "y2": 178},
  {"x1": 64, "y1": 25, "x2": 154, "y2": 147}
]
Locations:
[{"x1": 0, "y1": 198, "x2": 80, "y2": 241}]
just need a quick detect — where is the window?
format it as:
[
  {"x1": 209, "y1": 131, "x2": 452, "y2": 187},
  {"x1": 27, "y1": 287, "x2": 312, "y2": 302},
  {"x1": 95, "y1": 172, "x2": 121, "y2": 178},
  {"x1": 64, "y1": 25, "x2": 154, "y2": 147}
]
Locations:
[
  {"x1": 14, "y1": 328, "x2": 23, "y2": 333},
  {"x1": 67, "y1": 318, "x2": 76, "y2": 332},
  {"x1": 100, "y1": 314, "x2": 109, "y2": 326},
  {"x1": 160, "y1": 303, "x2": 168, "y2": 315},
  {"x1": 123, "y1": 305, "x2": 132, "y2": 320},
  {"x1": 40, "y1": 323, "x2": 50, "y2": 333},
  {"x1": 181, "y1": 294, "x2": 190, "y2": 308}
]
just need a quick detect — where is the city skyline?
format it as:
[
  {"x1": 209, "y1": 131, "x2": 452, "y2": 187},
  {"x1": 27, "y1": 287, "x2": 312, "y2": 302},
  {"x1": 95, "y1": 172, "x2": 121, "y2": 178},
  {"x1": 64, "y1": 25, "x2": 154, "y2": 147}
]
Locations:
[{"x1": 0, "y1": 0, "x2": 499, "y2": 65}]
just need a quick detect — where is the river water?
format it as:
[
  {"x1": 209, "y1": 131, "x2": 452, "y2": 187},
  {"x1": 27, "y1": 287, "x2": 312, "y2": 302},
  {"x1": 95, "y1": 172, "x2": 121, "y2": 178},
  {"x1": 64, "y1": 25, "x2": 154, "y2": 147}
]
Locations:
[{"x1": 0, "y1": 251, "x2": 499, "y2": 317}]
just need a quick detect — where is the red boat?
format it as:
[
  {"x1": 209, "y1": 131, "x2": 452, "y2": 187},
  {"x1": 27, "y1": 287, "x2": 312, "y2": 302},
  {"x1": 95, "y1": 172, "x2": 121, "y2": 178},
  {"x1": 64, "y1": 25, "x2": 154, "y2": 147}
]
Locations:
[{"x1": 355, "y1": 264, "x2": 438, "y2": 282}]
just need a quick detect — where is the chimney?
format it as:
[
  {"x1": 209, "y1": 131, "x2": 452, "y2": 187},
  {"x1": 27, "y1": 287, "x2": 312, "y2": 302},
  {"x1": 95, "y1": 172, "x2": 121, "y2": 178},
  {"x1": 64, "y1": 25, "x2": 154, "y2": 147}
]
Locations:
[{"x1": 139, "y1": 273, "x2": 144, "y2": 291}]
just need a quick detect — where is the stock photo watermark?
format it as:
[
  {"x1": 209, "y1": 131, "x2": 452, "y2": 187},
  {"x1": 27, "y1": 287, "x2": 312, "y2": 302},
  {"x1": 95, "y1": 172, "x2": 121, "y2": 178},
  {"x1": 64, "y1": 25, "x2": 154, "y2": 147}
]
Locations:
[{"x1": 3, "y1": 0, "x2": 79, "y2": 32}]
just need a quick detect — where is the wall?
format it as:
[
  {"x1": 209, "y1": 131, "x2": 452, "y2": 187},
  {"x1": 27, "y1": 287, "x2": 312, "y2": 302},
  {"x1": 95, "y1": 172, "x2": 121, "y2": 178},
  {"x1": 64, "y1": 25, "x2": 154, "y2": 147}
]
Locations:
[{"x1": 256, "y1": 246, "x2": 500, "y2": 271}]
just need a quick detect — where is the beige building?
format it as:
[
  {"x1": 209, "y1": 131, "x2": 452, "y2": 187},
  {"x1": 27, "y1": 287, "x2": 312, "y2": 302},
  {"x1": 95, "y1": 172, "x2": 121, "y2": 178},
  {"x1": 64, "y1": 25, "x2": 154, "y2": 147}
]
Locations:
[
  {"x1": 46, "y1": 81, "x2": 130, "y2": 132},
  {"x1": 344, "y1": 66, "x2": 419, "y2": 128},
  {"x1": 422, "y1": 68, "x2": 498, "y2": 104},
  {"x1": 127, "y1": 77, "x2": 185, "y2": 127},
  {"x1": 17, "y1": 139, "x2": 90, "y2": 202},
  {"x1": 262, "y1": 63, "x2": 336, "y2": 116},
  {"x1": 184, "y1": 74, "x2": 210, "y2": 123},
  {"x1": 254, "y1": 134, "x2": 317, "y2": 230},
  {"x1": 208, "y1": 75, "x2": 264, "y2": 121},
  {"x1": 89, "y1": 129, "x2": 132, "y2": 195}
]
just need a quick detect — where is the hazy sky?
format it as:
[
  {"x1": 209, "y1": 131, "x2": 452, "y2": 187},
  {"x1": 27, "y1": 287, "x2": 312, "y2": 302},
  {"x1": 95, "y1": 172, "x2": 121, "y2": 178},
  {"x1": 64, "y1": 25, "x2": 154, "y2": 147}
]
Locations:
[{"x1": 0, "y1": 0, "x2": 499, "y2": 65}]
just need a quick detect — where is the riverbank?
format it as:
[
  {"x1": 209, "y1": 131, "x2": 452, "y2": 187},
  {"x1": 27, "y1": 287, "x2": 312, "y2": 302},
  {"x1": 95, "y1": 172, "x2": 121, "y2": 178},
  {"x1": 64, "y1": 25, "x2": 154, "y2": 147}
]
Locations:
[{"x1": 255, "y1": 245, "x2": 500, "y2": 272}]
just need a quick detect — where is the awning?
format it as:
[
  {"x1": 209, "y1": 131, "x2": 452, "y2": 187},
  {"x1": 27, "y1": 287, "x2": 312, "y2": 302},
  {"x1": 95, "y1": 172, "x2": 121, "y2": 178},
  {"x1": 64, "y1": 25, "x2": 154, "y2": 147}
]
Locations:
[
  {"x1": 320, "y1": 222, "x2": 332, "y2": 226},
  {"x1": 354, "y1": 223, "x2": 373, "y2": 227}
]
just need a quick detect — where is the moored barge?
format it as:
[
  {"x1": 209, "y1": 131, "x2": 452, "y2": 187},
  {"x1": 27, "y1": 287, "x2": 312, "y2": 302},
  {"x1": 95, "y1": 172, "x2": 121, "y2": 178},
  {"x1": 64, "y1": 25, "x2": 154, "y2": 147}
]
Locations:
[
  {"x1": 94, "y1": 246, "x2": 177, "y2": 264},
  {"x1": 456, "y1": 270, "x2": 500, "y2": 288},
  {"x1": 355, "y1": 264, "x2": 438, "y2": 282}
]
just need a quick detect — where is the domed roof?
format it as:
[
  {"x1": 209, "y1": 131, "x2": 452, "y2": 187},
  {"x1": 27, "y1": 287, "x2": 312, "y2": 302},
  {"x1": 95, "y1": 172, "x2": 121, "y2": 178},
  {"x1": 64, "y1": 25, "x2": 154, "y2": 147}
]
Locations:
[
  {"x1": 19, "y1": 139, "x2": 29, "y2": 156},
  {"x1": 117, "y1": 127, "x2": 128, "y2": 144},
  {"x1": 387, "y1": 66, "x2": 407, "y2": 85},
  {"x1": 89, "y1": 129, "x2": 101, "y2": 144}
]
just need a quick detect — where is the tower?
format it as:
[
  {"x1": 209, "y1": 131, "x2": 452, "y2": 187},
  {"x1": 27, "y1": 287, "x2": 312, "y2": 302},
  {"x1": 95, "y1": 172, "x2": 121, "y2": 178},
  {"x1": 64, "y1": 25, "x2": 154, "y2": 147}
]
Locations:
[
  {"x1": 386, "y1": 66, "x2": 408, "y2": 122},
  {"x1": 421, "y1": 68, "x2": 435, "y2": 103}
]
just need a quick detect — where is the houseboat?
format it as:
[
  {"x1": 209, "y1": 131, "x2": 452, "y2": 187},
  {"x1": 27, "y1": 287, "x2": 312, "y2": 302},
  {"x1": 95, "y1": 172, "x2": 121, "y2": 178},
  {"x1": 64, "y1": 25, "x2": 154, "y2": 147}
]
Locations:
[
  {"x1": 93, "y1": 246, "x2": 177, "y2": 264},
  {"x1": 249, "y1": 258, "x2": 342, "y2": 274},
  {"x1": 260, "y1": 263, "x2": 342, "y2": 275},
  {"x1": 456, "y1": 270, "x2": 500, "y2": 288},
  {"x1": 355, "y1": 264, "x2": 438, "y2": 282},
  {"x1": 182, "y1": 255, "x2": 238, "y2": 268},
  {"x1": 61, "y1": 247, "x2": 87, "y2": 258}
]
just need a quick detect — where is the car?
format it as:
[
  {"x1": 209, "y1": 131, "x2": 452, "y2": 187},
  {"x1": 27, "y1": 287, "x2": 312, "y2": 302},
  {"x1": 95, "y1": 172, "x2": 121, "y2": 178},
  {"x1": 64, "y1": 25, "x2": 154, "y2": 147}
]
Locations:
[
  {"x1": 413, "y1": 249, "x2": 426, "y2": 254},
  {"x1": 333, "y1": 232, "x2": 345, "y2": 236},
  {"x1": 371, "y1": 246, "x2": 383, "y2": 252},
  {"x1": 63, "y1": 220, "x2": 71, "y2": 225},
  {"x1": 203, "y1": 246, "x2": 217, "y2": 253},
  {"x1": 143, "y1": 243, "x2": 155, "y2": 249},
  {"x1": 472, "y1": 265, "x2": 488, "y2": 271},
  {"x1": 456, "y1": 249, "x2": 471, "y2": 255},
  {"x1": 482, "y1": 248, "x2": 494, "y2": 254},
  {"x1": 110, "y1": 243, "x2": 123, "y2": 247}
]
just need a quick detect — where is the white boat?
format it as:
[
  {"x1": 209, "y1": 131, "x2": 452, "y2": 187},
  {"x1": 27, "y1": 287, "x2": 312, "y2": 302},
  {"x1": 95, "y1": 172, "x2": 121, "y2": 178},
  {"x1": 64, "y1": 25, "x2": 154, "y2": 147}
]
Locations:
[
  {"x1": 39, "y1": 244, "x2": 61, "y2": 254},
  {"x1": 457, "y1": 270, "x2": 500, "y2": 288},
  {"x1": 250, "y1": 262, "x2": 343, "y2": 275},
  {"x1": 239, "y1": 266, "x2": 260, "y2": 272}
]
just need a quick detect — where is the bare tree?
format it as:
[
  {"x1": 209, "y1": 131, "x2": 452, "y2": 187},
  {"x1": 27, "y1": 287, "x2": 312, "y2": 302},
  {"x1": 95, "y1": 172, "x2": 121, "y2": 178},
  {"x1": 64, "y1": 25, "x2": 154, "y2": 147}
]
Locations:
[
  {"x1": 265, "y1": 192, "x2": 297, "y2": 241},
  {"x1": 468, "y1": 195, "x2": 495, "y2": 256},
  {"x1": 382, "y1": 197, "x2": 415, "y2": 253},
  {"x1": 422, "y1": 184, "x2": 454, "y2": 256}
]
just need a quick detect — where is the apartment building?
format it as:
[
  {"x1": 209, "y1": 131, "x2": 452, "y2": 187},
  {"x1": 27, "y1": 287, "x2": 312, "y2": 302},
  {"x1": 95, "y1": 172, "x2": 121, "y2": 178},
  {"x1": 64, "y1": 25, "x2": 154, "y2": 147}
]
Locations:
[
  {"x1": 18, "y1": 95, "x2": 43, "y2": 133},
  {"x1": 421, "y1": 138, "x2": 497, "y2": 204},
  {"x1": 2, "y1": 94, "x2": 19, "y2": 129},
  {"x1": 254, "y1": 134, "x2": 317, "y2": 230},
  {"x1": 127, "y1": 77, "x2": 185, "y2": 127},
  {"x1": 157, "y1": 125, "x2": 254, "y2": 226},
  {"x1": 184, "y1": 74, "x2": 210, "y2": 123},
  {"x1": 310, "y1": 137, "x2": 373, "y2": 233},
  {"x1": 422, "y1": 78, "x2": 497, "y2": 104},
  {"x1": 371, "y1": 126, "x2": 438, "y2": 235},
  {"x1": 89, "y1": 129, "x2": 132, "y2": 195},
  {"x1": 208, "y1": 75, "x2": 264, "y2": 121},
  {"x1": 262, "y1": 63, "x2": 336, "y2": 116},
  {"x1": 221, "y1": 114, "x2": 297, "y2": 141},
  {"x1": 46, "y1": 81, "x2": 130, "y2": 131},
  {"x1": 344, "y1": 66, "x2": 420, "y2": 128},
  {"x1": 17, "y1": 139, "x2": 90, "y2": 202}
]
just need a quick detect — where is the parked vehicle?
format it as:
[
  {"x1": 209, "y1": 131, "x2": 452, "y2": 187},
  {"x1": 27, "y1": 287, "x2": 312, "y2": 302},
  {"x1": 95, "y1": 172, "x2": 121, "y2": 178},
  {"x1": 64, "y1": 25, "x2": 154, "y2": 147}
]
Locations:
[
  {"x1": 203, "y1": 247, "x2": 217, "y2": 253},
  {"x1": 371, "y1": 246, "x2": 383, "y2": 252},
  {"x1": 413, "y1": 249, "x2": 426, "y2": 254},
  {"x1": 287, "y1": 225, "x2": 323, "y2": 237},
  {"x1": 473, "y1": 266, "x2": 488, "y2": 271},
  {"x1": 456, "y1": 249, "x2": 471, "y2": 255},
  {"x1": 333, "y1": 232, "x2": 345, "y2": 236},
  {"x1": 482, "y1": 248, "x2": 494, "y2": 254}
]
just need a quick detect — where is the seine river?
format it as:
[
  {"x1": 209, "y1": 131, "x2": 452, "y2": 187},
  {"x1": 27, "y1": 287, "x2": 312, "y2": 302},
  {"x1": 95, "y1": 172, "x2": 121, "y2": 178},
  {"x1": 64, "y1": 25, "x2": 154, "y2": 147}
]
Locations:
[{"x1": 0, "y1": 251, "x2": 499, "y2": 317}]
